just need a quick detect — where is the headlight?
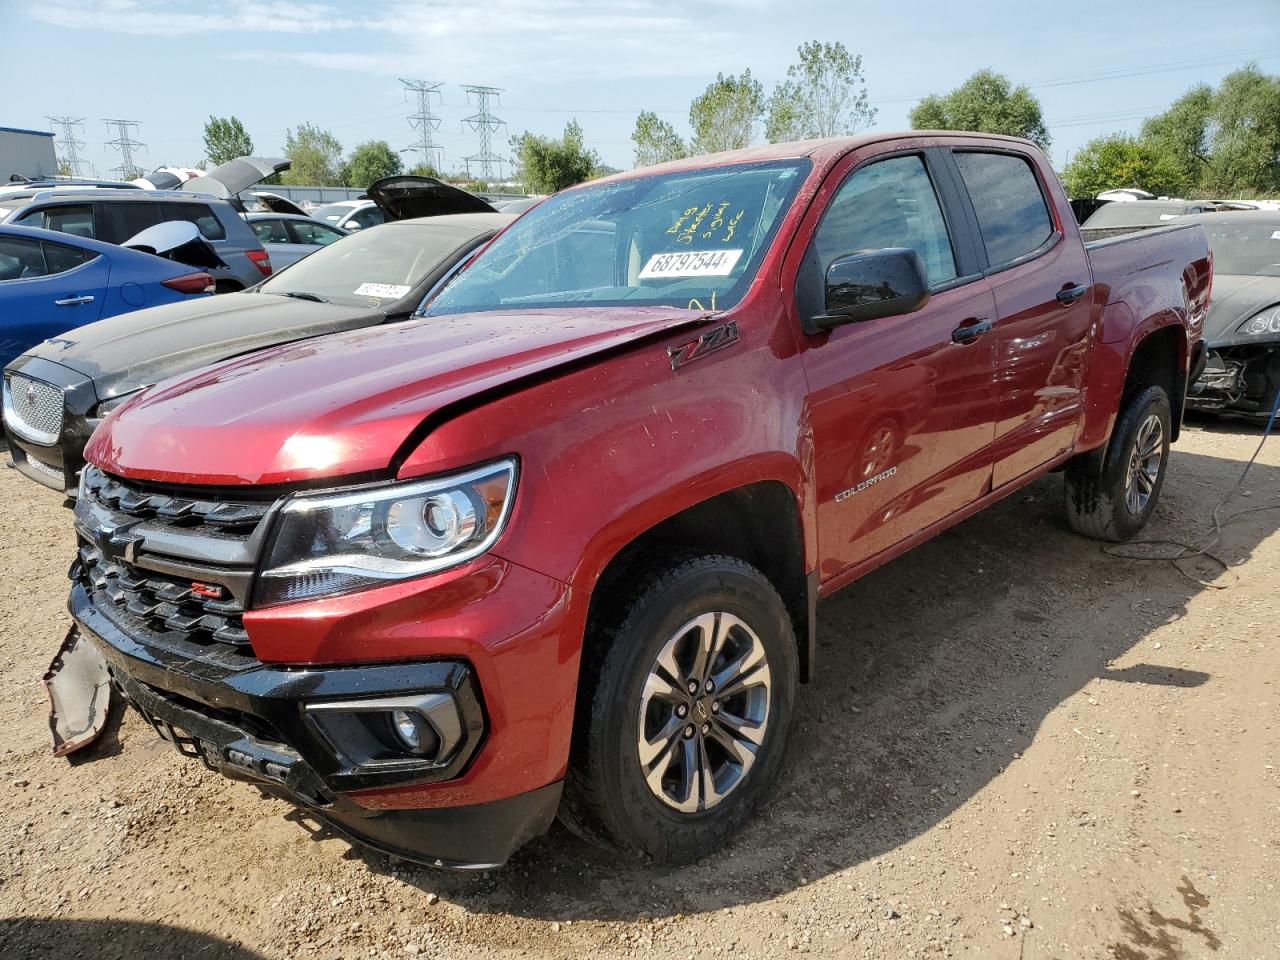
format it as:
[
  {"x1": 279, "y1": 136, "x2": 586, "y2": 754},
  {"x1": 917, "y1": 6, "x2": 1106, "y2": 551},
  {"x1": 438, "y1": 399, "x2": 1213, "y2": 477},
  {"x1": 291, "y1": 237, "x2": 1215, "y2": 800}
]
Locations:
[
  {"x1": 1239, "y1": 304, "x2": 1280, "y2": 337},
  {"x1": 95, "y1": 389, "x2": 144, "y2": 417},
  {"x1": 254, "y1": 458, "x2": 517, "y2": 606}
]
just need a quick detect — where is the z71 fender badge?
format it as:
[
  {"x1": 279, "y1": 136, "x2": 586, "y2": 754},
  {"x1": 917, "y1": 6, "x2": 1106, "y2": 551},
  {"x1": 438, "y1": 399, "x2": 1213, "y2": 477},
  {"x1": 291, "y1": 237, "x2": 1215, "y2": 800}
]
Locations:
[{"x1": 668, "y1": 321, "x2": 739, "y2": 371}]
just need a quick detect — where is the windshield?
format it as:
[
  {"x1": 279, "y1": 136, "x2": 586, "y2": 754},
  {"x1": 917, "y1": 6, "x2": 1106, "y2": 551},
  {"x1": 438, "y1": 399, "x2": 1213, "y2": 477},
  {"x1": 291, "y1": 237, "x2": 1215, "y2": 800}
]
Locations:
[
  {"x1": 258, "y1": 222, "x2": 461, "y2": 306},
  {"x1": 426, "y1": 159, "x2": 811, "y2": 316},
  {"x1": 312, "y1": 203, "x2": 356, "y2": 223},
  {"x1": 1083, "y1": 201, "x2": 1188, "y2": 227},
  {"x1": 1203, "y1": 219, "x2": 1280, "y2": 278}
]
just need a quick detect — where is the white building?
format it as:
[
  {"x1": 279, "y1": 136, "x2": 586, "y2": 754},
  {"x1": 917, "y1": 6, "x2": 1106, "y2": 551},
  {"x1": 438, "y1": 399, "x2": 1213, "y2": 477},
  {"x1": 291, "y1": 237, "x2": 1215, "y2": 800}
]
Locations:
[{"x1": 0, "y1": 126, "x2": 58, "y2": 181}]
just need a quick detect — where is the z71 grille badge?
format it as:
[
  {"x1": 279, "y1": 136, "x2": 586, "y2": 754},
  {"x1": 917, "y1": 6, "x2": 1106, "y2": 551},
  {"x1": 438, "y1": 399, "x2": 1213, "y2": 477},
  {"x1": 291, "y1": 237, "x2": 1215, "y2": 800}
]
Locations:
[{"x1": 668, "y1": 321, "x2": 739, "y2": 371}]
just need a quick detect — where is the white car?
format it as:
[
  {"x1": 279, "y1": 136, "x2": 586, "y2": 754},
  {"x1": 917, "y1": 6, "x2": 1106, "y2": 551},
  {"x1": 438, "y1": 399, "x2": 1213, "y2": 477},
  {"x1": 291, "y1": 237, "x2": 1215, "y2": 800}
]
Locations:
[
  {"x1": 309, "y1": 199, "x2": 385, "y2": 231},
  {"x1": 246, "y1": 213, "x2": 348, "y2": 268}
]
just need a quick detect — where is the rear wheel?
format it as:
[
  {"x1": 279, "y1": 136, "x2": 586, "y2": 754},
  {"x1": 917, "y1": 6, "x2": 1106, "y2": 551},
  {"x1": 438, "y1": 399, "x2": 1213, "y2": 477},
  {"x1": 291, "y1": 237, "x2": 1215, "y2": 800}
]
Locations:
[
  {"x1": 561, "y1": 555, "x2": 798, "y2": 863},
  {"x1": 1064, "y1": 384, "x2": 1171, "y2": 541}
]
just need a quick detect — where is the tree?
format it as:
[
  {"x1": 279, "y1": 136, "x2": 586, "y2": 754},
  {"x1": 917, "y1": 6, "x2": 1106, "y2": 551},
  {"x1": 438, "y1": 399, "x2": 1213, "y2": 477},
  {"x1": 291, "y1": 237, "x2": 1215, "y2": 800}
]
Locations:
[
  {"x1": 1061, "y1": 134, "x2": 1192, "y2": 199},
  {"x1": 281, "y1": 123, "x2": 343, "y2": 186},
  {"x1": 910, "y1": 70, "x2": 1050, "y2": 151},
  {"x1": 406, "y1": 161, "x2": 440, "y2": 179},
  {"x1": 765, "y1": 41, "x2": 876, "y2": 143},
  {"x1": 1141, "y1": 85, "x2": 1213, "y2": 190},
  {"x1": 342, "y1": 140, "x2": 403, "y2": 189},
  {"x1": 689, "y1": 70, "x2": 765, "y2": 155},
  {"x1": 631, "y1": 110, "x2": 687, "y2": 168},
  {"x1": 1203, "y1": 65, "x2": 1280, "y2": 196},
  {"x1": 203, "y1": 115, "x2": 254, "y2": 166},
  {"x1": 511, "y1": 120, "x2": 599, "y2": 193}
]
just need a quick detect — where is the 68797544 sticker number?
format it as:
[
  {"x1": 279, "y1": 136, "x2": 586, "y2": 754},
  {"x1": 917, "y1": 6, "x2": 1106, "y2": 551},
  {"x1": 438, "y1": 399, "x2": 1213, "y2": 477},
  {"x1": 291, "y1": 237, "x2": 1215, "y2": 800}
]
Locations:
[{"x1": 639, "y1": 249, "x2": 743, "y2": 279}]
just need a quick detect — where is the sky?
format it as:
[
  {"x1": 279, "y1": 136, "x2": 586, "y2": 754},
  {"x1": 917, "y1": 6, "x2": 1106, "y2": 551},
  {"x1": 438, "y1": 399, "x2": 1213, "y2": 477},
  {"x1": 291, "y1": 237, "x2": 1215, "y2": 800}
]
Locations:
[{"x1": 4, "y1": 0, "x2": 1280, "y2": 181}]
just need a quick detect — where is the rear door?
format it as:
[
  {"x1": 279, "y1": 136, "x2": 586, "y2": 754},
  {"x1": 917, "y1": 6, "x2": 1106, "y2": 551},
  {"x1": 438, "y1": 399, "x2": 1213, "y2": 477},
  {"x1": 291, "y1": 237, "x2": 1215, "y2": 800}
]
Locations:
[
  {"x1": 793, "y1": 147, "x2": 999, "y2": 579},
  {"x1": 944, "y1": 148, "x2": 1093, "y2": 486},
  {"x1": 0, "y1": 235, "x2": 109, "y2": 366}
]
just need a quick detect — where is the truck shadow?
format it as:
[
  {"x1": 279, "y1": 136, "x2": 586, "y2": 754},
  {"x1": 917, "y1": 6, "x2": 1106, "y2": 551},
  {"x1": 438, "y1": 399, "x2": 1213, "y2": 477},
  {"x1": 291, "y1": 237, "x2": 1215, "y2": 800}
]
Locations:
[
  {"x1": 0, "y1": 918, "x2": 267, "y2": 960},
  {"x1": 370, "y1": 438, "x2": 1280, "y2": 921}
]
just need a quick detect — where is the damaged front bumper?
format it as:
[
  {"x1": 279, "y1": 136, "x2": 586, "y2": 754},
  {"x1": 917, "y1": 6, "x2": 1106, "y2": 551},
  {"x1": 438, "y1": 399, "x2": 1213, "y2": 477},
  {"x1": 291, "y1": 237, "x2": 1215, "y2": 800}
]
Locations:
[
  {"x1": 66, "y1": 583, "x2": 560, "y2": 869},
  {"x1": 1187, "y1": 344, "x2": 1280, "y2": 418}
]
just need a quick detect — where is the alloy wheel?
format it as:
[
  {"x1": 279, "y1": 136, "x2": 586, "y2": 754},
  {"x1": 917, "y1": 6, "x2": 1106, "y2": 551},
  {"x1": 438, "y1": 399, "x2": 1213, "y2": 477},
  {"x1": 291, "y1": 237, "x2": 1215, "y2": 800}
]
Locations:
[{"x1": 1125, "y1": 413, "x2": 1163, "y2": 515}]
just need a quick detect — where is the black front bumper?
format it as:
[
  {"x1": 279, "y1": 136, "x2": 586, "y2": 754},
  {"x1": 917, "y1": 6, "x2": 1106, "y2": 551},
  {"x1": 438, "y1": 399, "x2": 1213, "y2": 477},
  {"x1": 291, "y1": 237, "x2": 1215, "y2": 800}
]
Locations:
[{"x1": 69, "y1": 583, "x2": 560, "y2": 869}]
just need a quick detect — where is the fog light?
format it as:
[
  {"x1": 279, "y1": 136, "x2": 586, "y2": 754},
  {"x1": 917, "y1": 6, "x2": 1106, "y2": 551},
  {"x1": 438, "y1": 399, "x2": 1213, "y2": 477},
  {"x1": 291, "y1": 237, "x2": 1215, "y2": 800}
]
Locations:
[{"x1": 392, "y1": 709, "x2": 424, "y2": 752}]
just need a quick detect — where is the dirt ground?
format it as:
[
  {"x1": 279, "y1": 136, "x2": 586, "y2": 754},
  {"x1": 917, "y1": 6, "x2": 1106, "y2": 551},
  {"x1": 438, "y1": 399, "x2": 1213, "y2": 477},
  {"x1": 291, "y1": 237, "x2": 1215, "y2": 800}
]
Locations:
[{"x1": 1, "y1": 418, "x2": 1277, "y2": 960}]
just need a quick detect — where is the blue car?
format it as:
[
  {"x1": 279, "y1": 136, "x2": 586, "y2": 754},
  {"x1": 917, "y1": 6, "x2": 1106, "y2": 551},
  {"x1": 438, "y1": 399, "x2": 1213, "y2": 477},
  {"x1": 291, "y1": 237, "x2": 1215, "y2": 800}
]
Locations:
[{"x1": 0, "y1": 224, "x2": 212, "y2": 368}]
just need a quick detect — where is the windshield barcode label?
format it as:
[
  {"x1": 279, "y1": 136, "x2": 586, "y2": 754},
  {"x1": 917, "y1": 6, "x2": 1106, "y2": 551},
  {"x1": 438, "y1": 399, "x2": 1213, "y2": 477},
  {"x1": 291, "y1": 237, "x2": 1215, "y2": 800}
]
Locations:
[{"x1": 639, "y1": 249, "x2": 743, "y2": 279}]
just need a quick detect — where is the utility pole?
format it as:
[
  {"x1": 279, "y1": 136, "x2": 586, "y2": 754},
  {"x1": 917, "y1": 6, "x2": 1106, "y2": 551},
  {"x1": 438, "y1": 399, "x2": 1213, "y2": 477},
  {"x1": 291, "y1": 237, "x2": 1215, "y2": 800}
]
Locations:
[
  {"x1": 400, "y1": 78, "x2": 444, "y2": 172},
  {"x1": 102, "y1": 119, "x2": 146, "y2": 180},
  {"x1": 47, "y1": 116, "x2": 90, "y2": 177},
  {"x1": 460, "y1": 85, "x2": 507, "y2": 182}
]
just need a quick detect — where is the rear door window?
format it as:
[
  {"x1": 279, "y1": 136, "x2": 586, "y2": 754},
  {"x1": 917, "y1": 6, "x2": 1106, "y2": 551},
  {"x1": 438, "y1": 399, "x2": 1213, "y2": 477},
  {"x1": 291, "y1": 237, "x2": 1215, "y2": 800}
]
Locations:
[
  {"x1": 161, "y1": 201, "x2": 228, "y2": 241},
  {"x1": 30, "y1": 204, "x2": 96, "y2": 239},
  {"x1": 251, "y1": 219, "x2": 290, "y2": 244},
  {"x1": 288, "y1": 219, "x2": 345, "y2": 245},
  {"x1": 94, "y1": 201, "x2": 164, "y2": 244},
  {"x1": 953, "y1": 152, "x2": 1053, "y2": 268},
  {"x1": 41, "y1": 240, "x2": 90, "y2": 274}
]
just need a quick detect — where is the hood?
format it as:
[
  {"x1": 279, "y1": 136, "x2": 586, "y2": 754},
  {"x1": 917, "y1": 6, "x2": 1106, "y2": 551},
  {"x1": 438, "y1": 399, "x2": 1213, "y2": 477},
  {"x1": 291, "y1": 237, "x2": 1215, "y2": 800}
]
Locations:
[
  {"x1": 30, "y1": 293, "x2": 385, "y2": 400},
  {"x1": 250, "y1": 191, "x2": 309, "y2": 216},
  {"x1": 181, "y1": 157, "x2": 291, "y2": 199},
  {"x1": 365, "y1": 175, "x2": 495, "y2": 221},
  {"x1": 122, "y1": 221, "x2": 226, "y2": 270},
  {"x1": 1203, "y1": 274, "x2": 1280, "y2": 345},
  {"x1": 87, "y1": 306, "x2": 713, "y2": 486}
]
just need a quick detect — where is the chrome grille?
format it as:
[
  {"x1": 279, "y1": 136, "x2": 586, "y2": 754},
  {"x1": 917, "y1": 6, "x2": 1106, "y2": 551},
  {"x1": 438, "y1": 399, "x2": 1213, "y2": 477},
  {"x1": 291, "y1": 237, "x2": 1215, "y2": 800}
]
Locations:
[{"x1": 3, "y1": 373, "x2": 64, "y2": 445}]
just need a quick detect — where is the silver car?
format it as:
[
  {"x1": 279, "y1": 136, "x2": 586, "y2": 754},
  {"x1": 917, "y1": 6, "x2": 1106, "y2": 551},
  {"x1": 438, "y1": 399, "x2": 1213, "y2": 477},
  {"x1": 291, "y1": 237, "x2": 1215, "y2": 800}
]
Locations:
[{"x1": 247, "y1": 213, "x2": 347, "y2": 268}]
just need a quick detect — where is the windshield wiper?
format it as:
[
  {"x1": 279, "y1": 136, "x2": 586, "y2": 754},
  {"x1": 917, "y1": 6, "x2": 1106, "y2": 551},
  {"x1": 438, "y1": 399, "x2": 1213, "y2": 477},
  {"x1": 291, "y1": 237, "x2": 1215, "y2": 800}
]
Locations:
[{"x1": 276, "y1": 291, "x2": 329, "y2": 303}]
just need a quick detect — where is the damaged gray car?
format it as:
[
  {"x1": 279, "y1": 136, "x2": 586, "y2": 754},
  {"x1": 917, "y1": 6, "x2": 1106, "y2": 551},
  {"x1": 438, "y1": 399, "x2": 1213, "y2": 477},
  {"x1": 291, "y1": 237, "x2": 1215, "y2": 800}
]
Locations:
[{"x1": 1185, "y1": 211, "x2": 1280, "y2": 420}]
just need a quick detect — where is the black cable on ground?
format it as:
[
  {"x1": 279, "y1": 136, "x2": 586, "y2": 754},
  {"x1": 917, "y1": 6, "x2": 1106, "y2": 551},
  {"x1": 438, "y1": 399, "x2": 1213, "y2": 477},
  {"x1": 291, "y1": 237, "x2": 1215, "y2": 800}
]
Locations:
[{"x1": 1102, "y1": 385, "x2": 1280, "y2": 588}]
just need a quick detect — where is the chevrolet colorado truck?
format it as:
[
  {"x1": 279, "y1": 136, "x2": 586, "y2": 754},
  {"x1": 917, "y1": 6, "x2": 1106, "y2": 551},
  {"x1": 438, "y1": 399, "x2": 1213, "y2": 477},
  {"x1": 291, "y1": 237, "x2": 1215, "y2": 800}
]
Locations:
[{"x1": 63, "y1": 132, "x2": 1212, "y2": 869}]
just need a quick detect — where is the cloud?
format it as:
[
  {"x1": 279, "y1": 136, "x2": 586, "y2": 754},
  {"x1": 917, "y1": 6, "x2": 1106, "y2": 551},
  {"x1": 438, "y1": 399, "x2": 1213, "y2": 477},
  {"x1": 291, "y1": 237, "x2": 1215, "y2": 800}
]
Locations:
[
  {"x1": 26, "y1": 0, "x2": 359, "y2": 35},
  {"x1": 226, "y1": 0, "x2": 776, "y2": 82}
]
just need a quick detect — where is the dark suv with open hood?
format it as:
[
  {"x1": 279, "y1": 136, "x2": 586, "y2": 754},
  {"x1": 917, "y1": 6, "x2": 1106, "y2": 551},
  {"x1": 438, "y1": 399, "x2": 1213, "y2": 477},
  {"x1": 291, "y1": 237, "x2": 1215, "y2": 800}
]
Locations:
[{"x1": 3, "y1": 177, "x2": 506, "y2": 494}]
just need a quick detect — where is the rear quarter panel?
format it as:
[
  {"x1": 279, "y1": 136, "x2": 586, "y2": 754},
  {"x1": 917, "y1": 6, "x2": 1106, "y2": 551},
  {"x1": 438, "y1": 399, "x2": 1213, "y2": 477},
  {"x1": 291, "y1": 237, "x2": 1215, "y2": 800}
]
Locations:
[{"x1": 1077, "y1": 224, "x2": 1211, "y2": 450}]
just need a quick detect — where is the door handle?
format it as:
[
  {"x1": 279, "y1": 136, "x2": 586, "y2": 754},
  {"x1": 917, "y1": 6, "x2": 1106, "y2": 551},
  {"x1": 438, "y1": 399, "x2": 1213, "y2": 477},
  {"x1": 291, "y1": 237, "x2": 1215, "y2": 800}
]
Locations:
[
  {"x1": 1055, "y1": 283, "x2": 1090, "y2": 305},
  {"x1": 951, "y1": 317, "x2": 992, "y2": 344},
  {"x1": 54, "y1": 295, "x2": 95, "y2": 306}
]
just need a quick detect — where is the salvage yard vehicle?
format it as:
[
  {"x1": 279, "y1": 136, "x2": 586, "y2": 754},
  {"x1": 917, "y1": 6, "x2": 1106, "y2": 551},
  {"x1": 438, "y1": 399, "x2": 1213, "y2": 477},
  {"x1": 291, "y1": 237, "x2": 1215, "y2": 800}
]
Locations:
[
  {"x1": 0, "y1": 222, "x2": 212, "y2": 369},
  {"x1": 1079, "y1": 198, "x2": 1228, "y2": 241},
  {"x1": 59, "y1": 132, "x2": 1211, "y2": 870},
  {"x1": 1185, "y1": 210, "x2": 1280, "y2": 419},
  {"x1": 246, "y1": 213, "x2": 347, "y2": 269},
  {"x1": 4, "y1": 197, "x2": 513, "y2": 494},
  {"x1": 0, "y1": 186, "x2": 270, "y2": 291}
]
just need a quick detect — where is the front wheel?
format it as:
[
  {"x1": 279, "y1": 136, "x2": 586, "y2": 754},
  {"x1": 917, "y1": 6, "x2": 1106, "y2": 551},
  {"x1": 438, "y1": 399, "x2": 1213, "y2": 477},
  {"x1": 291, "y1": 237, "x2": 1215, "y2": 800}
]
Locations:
[
  {"x1": 561, "y1": 555, "x2": 798, "y2": 864},
  {"x1": 1064, "y1": 384, "x2": 1172, "y2": 541}
]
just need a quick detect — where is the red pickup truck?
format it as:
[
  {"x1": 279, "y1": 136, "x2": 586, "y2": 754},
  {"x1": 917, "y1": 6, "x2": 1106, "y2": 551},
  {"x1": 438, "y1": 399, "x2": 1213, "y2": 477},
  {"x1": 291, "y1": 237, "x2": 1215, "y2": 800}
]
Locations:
[{"x1": 65, "y1": 132, "x2": 1211, "y2": 869}]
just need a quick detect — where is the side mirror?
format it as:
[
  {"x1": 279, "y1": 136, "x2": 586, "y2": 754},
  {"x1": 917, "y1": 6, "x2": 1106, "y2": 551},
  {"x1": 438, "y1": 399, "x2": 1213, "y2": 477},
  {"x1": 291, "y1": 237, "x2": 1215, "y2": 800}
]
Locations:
[{"x1": 815, "y1": 247, "x2": 931, "y2": 331}]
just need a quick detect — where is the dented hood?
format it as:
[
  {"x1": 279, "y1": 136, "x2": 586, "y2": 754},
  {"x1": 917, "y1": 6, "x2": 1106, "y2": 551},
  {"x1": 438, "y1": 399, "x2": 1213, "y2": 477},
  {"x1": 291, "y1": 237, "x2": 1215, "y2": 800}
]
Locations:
[{"x1": 87, "y1": 306, "x2": 711, "y2": 486}]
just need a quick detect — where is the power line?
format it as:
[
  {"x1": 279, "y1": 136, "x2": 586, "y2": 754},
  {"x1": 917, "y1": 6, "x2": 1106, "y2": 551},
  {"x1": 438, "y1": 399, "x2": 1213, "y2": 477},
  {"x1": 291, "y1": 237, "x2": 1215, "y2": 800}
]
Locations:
[
  {"x1": 460, "y1": 84, "x2": 507, "y2": 181},
  {"x1": 47, "y1": 116, "x2": 90, "y2": 177},
  {"x1": 401, "y1": 78, "x2": 444, "y2": 171},
  {"x1": 102, "y1": 118, "x2": 146, "y2": 180}
]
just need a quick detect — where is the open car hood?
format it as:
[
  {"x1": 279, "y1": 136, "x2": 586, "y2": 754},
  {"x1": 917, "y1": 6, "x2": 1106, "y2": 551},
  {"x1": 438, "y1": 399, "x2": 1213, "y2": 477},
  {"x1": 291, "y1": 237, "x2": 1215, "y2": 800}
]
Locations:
[
  {"x1": 365, "y1": 175, "x2": 496, "y2": 221},
  {"x1": 181, "y1": 156, "x2": 291, "y2": 199},
  {"x1": 87, "y1": 306, "x2": 714, "y2": 486}
]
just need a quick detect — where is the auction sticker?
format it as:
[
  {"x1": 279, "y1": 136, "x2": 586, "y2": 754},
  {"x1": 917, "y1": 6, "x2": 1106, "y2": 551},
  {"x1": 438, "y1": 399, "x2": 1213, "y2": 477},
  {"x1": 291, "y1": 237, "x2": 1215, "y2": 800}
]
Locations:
[
  {"x1": 354, "y1": 282, "x2": 412, "y2": 298},
  {"x1": 639, "y1": 249, "x2": 743, "y2": 279}
]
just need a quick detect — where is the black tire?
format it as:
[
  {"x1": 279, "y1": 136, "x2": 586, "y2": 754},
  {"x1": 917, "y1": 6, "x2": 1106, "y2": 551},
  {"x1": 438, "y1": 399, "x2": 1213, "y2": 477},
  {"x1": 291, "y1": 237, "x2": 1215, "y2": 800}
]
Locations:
[
  {"x1": 560, "y1": 554, "x2": 798, "y2": 864},
  {"x1": 214, "y1": 280, "x2": 242, "y2": 294},
  {"x1": 1064, "y1": 384, "x2": 1172, "y2": 542}
]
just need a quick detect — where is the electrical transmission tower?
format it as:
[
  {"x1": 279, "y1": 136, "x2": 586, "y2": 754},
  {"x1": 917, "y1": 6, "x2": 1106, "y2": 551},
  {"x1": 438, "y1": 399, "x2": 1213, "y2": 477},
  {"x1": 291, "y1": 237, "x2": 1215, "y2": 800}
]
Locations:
[
  {"x1": 460, "y1": 85, "x2": 507, "y2": 181},
  {"x1": 400, "y1": 78, "x2": 445, "y2": 172},
  {"x1": 47, "y1": 116, "x2": 90, "y2": 177},
  {"x1": 102, "y1": 119, "x2": 146, "y2": 180}
]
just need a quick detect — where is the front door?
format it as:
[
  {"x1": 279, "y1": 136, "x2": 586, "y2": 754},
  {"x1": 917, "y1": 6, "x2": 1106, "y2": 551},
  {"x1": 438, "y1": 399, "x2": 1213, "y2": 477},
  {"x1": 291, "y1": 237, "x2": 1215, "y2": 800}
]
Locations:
[{"x1": 795, "y1": 151, "x2": 999, "y2": 583}]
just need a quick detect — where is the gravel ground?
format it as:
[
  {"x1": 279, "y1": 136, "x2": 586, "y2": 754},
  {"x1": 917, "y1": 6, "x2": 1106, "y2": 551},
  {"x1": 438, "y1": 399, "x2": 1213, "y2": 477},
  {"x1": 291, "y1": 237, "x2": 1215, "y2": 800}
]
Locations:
[{"x1": 1, "y1": 417, "x2": 1277, "y2": 960}]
